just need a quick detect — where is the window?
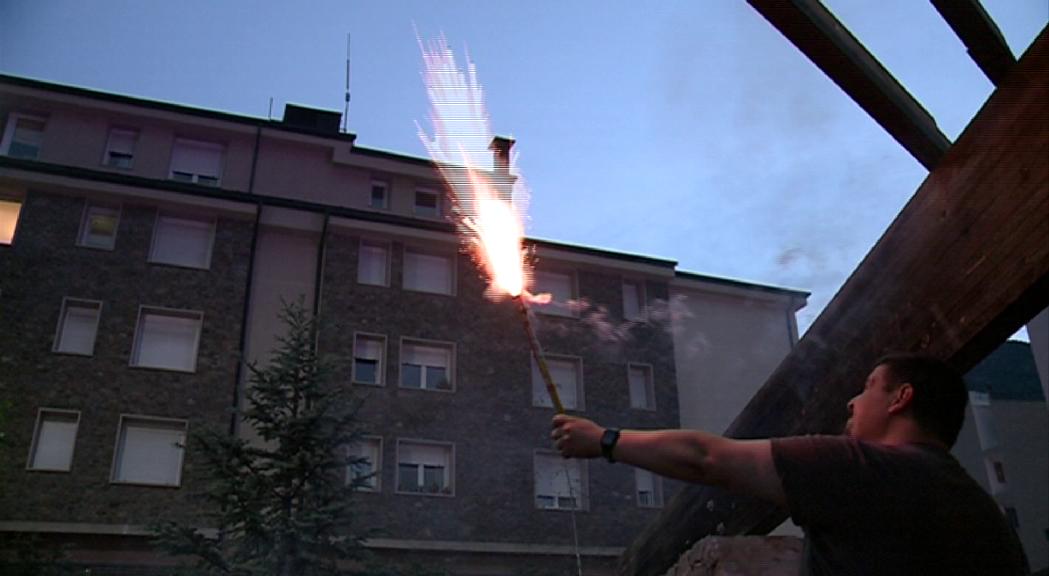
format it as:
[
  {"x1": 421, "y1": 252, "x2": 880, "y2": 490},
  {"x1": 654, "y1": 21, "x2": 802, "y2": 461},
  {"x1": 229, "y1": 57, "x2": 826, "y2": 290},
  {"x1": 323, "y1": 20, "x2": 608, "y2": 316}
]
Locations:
[
  {"x1": 1, "y1": 113, "x2": 46, "y2": 159},
  {"x1": 532, "y1": 270, "x2": 576, "y2": 317},
  {"x1": 993, "y1": 461, "x2": 1006, "y2": 484},
  {"x1": 623, "y1": 279, "x2": 646, "y2": 320},
  {"x1": 53, "y1": 298, "x2": 102, "y2": 356},
  {"x1": 27, "y1": 409, "x2": 80, "y2": 472},
  {"x1": 77, "y1": 203, "x2": 120, "y2": 250},
  {"x1": 103, "y1": 128, "x2": 138, "y2": 169},
  {"x1": 131, "y1": 307, "x2": 203, "y2": 372},
  {"x1": 635, "y1": 468, "x2": 664, "y2": 508},
  {"x1": 533, "y1": 355, "x2": 583, "y2": 410},
  {"x1": 397, "y1": 440, "x2": 453, "y2": 495},
  {"x1": 403, "y1": 247, "x2": 454, "y2": 295},
  {"x1": 347, "y1": 437, "x2": 382, "y2": 491},
  {"x1": 169, "y1": 138, "x2": 224, "y2": 186},
  {"x1": 357, "y1": 240, "x2": 390, "y2": 286},
  {"x1": 534, "y1": 452, "x2": 587, "y2": 510},
  {"x1": 400, "y1": 340, "x2": 453, "y2": 391},
  {"x1": 353, "y1": 333, "x2": 385, "y2": 386},
  {"x1": 628, "y1": 364, "x2": 656, "y2": 410},
  {"x1": 1, "y1": 198, "x2": 23, "y2": 245},
  {"x1": 111, "y1": 416, "x2": 187, "y2": 486},
  {"x1": 1004, "y1": 506, "x2": 1019, "y2": 530},
  {"x1": 370, "y1": 180, "x2": 389, "y2": 209},
  {"x1": 413, "y1": 188, "x2": 441, "y2": 218},
  {"x1": 150, "y1": 212, "x2": 215, "y2": 269}
]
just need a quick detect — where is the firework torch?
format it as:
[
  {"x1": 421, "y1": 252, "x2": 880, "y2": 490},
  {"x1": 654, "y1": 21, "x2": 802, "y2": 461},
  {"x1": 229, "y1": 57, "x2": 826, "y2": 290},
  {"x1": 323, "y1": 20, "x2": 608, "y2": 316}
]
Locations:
[{"x1": 515, "y1": 295, "x2": 565, "y2": 414}]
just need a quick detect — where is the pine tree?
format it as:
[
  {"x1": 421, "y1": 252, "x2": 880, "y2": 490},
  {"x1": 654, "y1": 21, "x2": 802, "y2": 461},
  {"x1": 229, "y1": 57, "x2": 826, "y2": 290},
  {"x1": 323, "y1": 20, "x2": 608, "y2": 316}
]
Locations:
[{"x1": 153, "y1": 298, "x2": 372, "y2": 575}]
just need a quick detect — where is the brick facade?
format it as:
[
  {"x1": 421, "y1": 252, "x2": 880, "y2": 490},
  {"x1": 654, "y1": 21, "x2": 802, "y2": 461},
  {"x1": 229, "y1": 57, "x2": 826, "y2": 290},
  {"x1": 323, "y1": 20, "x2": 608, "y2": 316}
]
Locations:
[{"x1": 0, "y1": 188, "x2": 252, "y2": 525}]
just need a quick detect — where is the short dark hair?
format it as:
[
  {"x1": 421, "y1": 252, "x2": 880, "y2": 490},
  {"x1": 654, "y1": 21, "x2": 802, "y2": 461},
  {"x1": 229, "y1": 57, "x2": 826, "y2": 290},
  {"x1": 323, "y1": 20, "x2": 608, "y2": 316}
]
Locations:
[{"x1": 875, "y1": 354, "x2": 969, "y2": 447}]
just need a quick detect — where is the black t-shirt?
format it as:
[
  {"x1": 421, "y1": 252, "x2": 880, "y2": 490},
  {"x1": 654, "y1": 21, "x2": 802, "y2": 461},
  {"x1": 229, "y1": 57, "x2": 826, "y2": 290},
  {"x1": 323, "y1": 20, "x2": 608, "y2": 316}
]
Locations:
[{"x1": 771, "y1": 435, "x2": 1027, "y2": 575}]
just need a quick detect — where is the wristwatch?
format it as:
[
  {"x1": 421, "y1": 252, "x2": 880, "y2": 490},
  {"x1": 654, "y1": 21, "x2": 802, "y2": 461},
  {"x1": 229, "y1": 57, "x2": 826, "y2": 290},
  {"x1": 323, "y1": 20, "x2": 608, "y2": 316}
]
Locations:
[{"x1": 600, "y1": 428, "x2": 621, "y2": 463}]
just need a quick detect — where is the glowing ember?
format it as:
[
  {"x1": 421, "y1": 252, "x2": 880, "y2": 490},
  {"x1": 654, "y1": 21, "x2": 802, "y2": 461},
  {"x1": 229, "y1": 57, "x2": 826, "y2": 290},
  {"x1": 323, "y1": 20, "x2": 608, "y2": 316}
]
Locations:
[{"x1": 416, "y1": 34, "x2": 532, "y2": 300}]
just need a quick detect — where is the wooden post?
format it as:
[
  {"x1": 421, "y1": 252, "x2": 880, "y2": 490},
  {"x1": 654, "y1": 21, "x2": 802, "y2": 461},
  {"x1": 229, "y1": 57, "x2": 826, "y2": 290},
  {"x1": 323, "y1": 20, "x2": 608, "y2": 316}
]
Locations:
[{"x1": 619, "y1": 27, "x2": 1049, "y2": 576}]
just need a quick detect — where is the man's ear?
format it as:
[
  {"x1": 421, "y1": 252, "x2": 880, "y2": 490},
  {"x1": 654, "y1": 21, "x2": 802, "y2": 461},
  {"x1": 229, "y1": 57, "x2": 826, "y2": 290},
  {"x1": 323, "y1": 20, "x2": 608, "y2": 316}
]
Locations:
[{"x1": 888, "y1": 383, "x2": 915, "y2": 414}]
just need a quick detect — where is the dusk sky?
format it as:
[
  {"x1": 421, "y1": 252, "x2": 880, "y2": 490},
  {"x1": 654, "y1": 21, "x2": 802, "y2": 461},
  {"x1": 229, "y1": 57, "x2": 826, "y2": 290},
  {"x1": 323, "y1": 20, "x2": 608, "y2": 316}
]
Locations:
[{"x1": 1, "y1": 1, "x2": 1045, "y2": 337}]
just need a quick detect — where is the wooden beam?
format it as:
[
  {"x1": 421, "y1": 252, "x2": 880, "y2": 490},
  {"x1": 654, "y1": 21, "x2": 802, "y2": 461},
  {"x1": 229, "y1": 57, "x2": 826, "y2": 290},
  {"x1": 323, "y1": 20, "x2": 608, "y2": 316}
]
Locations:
[
  {"x1": 747, "y1": 0, "x2": 950, "y2": 171},
  {"x1": 619, "y1": 27, "x2": 1049, "y2": 576},
  {"x1": 930, "y1": 0, "x2": 1016, "y2": 86}
]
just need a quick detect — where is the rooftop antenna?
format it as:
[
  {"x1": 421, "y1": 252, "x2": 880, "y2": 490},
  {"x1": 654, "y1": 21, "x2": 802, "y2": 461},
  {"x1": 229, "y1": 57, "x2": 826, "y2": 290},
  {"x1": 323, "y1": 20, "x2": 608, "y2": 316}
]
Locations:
[
  {"x1": 342, "y1": 33, "x2": 351, "y2": 133},
  {"x1": 268, "y1": 97, "x2": 273, "y2": 121}
]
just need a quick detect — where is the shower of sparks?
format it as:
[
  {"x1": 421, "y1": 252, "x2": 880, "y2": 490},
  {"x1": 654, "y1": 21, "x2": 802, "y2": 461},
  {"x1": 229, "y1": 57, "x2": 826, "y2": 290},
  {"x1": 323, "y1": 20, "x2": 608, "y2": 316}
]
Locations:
[{"x1": 416, "y1": 33, "x2": 537, "y2": 301}]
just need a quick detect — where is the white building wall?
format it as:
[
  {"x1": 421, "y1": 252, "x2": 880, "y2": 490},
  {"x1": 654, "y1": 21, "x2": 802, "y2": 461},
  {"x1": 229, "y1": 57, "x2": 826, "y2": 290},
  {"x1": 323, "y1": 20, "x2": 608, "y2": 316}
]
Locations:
[{"x1": 669, "y1": 280, "x2": 803, "y2": 435}]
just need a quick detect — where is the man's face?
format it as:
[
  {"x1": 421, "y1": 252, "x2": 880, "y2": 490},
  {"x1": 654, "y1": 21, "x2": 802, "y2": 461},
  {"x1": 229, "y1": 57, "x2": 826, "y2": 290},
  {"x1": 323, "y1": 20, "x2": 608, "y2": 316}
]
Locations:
[{"x1": 845, "y1": 364, "x2": 897, "y2": 441}]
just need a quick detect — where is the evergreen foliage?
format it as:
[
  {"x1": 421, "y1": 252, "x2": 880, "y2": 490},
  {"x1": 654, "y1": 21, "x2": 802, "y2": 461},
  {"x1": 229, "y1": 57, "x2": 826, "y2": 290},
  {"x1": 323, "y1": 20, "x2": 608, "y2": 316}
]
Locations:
[{"x1": 153, "y1": 299, "x2": 372, "y2": 575}]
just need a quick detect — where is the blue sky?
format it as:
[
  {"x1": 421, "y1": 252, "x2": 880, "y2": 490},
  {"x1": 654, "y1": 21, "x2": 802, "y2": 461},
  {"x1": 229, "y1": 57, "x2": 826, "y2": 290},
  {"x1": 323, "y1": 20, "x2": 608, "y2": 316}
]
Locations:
[{"x1": 1, "y1": 1, "x2": 1045, "y2": 336}]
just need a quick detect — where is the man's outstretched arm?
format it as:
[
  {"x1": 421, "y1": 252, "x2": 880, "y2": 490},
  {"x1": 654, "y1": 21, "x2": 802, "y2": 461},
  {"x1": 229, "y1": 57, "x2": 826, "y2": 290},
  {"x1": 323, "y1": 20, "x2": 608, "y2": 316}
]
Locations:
[{"x1": 551, "y1": 414, "x2": 786, "y2": 507}]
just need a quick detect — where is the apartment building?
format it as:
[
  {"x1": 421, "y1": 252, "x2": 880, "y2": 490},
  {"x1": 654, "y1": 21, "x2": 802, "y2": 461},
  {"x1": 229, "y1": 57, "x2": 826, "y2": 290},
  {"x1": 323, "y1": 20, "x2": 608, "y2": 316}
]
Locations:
[
  {"x1": 0, "y1": 74, "x2": 806, "y2": 574},
  {"x1": 953, "y1": 341, "x2": 1049, "y2": 572}
]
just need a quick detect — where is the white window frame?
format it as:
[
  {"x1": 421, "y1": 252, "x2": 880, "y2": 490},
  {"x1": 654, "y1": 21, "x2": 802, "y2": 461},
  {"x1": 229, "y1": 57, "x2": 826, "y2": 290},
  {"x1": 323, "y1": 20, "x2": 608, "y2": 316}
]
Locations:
[
  {"x1": 102, "y1": 127, "x2": 138, "y2": 169},
  {"x1": 25, "y1": 408, "x2": 80, "y2": 472},
  {"x1": 369, "y1": 179, "x2": 390, "y2": 210},
  {"x1": 627, "y1": 363, "x2": 657, "y2": 411},
  {"x1": 412, "y1": 187, "x2": 442, "y2": 219},
  {"x1": 169, "y1": 138, "x2": 224, "y2": 186},
  {"x1": 0, "y1": 196, "x2": 23, "y2": 246},
  {"x1": 77, "y1": 202, "x2": 121, "y2": 250},
  {"x1": 532, "y1": 269, "x2": 578, "y2": 317},
  {"x1": 622, "y1": 278, "x2": 647, "y2": 321},
  {"x1": 109, "y1": 414, "x2": 188, "y2": 488},
  {"x1": 635, "y1": 468, "x2": 664, "y2": 508},
  {"x1": 402, "y1": 245, "x2": 456, "y2": 296},
  {"x1": 399, "y1": 338, "x2": 456, "y2": 392},
  {"x1": 352, "y1": 332, "x2": 386, "y2": 386},
  {"x1": 0, "y1": 112, "x2": 47, "y2": 158},
  {"x1": 532, "y1": 354, "x2": 584, "y2": 410},
  {"x1": 534, "y1": 450, "x2": 588, "y2": 511},
  {"x1": 148, "y1": 210, "x2": 217, "y2": 270},
  {"x1": 129, "y1": 306, "x2": 204, "y2": 373},
  {"x1": 395, "y1": 439, "x2": 455, "y2": 497},
  {"x1": 52, "y1": 297, "x2": 103, "y2": 356},
  {"x1": 347, "y1": 435, "x2": 383, "y2": 492},
  {"x1": 357, "y1": 238, "x2": 391, "y2": 287}
]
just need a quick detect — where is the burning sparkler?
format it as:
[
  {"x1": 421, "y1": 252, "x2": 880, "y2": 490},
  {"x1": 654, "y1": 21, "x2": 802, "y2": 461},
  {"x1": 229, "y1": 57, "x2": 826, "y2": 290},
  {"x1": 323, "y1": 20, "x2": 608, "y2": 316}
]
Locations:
[{"x1": 416, "y1": 34, "x2": 565, "y2": 414}]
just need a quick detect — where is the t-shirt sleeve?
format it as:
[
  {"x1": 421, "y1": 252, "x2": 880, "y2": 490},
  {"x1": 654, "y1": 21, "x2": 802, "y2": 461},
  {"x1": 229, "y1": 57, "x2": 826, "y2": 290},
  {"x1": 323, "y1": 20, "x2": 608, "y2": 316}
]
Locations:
[{"x1": 770, "y1": 435, "x2": 885, "y2": 529}]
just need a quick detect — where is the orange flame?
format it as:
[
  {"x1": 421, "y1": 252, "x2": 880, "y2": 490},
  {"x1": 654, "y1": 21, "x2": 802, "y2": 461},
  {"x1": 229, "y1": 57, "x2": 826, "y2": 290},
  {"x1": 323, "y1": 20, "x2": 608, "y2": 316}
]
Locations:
[{"x1": 417, "y1": 34, "x2": 533, "y2": 301}]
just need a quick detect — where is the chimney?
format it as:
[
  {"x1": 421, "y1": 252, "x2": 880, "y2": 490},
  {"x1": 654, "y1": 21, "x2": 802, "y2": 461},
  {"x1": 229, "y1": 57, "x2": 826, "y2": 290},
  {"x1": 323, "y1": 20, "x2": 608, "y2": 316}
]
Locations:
[{"x1": 489, "y1": 136, "x2": 515, "y2": 202}]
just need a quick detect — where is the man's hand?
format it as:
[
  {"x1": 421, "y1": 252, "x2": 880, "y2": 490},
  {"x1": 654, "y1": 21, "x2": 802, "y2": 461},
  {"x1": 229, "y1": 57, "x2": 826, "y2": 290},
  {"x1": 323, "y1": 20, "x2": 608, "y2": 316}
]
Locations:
[{"x1": 551, "y1": 414, "x2": 603, "y2": 458}]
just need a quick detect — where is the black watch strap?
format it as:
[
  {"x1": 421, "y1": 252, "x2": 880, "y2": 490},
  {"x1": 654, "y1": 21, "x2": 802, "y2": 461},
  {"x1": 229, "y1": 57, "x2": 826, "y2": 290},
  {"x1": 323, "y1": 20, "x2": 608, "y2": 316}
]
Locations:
[{"x1": 600, "y1": 428, "x2": 621, "y2": 463}]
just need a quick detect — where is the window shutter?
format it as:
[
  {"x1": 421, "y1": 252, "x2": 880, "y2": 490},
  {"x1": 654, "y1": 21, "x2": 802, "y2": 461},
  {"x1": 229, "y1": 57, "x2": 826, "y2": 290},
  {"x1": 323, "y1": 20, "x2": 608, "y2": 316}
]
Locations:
[
  {"x1": 356, "y1": 338, "x2": 382, "y2": 361},
  {"x1": 404, "y1": 343, "x2": 448, "y2": 368},
  {"x1": 623, "y1": 281, "x2": 641, "y2": 318},
  {"x1": 400, "y1": 443, "x2": 448, "y2": 467},
  {"x1": 56, "y1": 302, "x2": 100, "y2": 355},
  {"x1": 171, "y1": 139, "x2": 223, "y2": 178},
  {"x1": 107, "y1": 129, "x2": 137, "y2": 155},
  {"x1": 30, "y1": 413, "x2": 78, "y2": 470},
  {"x1": 135, "y1": 311, "x2": 201, "y2": 371},
  {"x1": 151, "y1": 215, "x2": 213, "y2": 268},
  {"x1": 404, "y1": 250, "x2": 452, "y2": 294},
  {"x1": 116, "y1": 421, "x2": 185, "y2": 485},
  {"x1": 629, "y1": 365, "x2": 653, "y2": 408},
  {"x1": 533, "y1": 358, "x2": 579, "y2": 409},
  {"x1": 358, "y1": 243, "x2": 388, "y2": 285}
]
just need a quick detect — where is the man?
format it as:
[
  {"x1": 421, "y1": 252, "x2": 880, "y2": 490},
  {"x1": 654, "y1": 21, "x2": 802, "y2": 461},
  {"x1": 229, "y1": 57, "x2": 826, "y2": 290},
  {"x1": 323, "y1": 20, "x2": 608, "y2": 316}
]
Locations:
[{"x1": 552, "y1": 354, "x2": 1028, "y2": 574}]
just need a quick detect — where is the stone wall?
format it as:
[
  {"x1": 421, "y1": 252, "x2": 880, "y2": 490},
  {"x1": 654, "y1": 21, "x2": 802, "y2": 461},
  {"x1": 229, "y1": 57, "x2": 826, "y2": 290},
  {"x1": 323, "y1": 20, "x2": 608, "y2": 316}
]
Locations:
[
  {"x1": 661, "y1": 537, "x2": 803, "y2": 576},
  {"x1": 318, "y1": 228, "x2": 681, "y2": 549},
  {"x1": 0, "y1": 188, "x2": 253, "y2": 525}
]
